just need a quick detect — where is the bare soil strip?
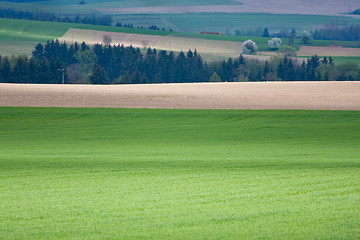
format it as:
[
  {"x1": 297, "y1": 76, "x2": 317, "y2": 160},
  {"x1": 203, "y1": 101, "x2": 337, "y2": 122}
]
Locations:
[
  {"x1": 59, "y1": 28, "x2": 164, "y2": 48},
  {"x1": 298, "y1": 46, "x2": 360, "y2": 57},
  {"x1": 59, "y1": 28, "x2": 243, "y2": 58},
  {"x1": 99, "y1": 0, "x2": 360, "y2": 17},
  {"x1": 1, "y1": 82, "x2": 359, "y2": 110}
]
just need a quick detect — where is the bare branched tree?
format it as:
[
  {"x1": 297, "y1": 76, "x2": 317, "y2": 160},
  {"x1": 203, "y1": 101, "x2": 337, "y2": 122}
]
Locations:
[
  {"x1": 141, "y1": 40, "x2": 149, "y2": 49},
  {"x1": 103, "y1": 35, "x2": 112, "y2": 46}
]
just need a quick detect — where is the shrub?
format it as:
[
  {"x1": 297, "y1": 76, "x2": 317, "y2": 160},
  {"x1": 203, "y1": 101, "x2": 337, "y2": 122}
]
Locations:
[
  {"x1": 301, "y1": 31, "x2": 312, "y2": 44},
  {"x1": 268, "y1": 37, "x2": 282, "y2": 49},
  {"x1": 209, "y1": 72, "x2": 221, "y2": 82},
  {"x1": 242, "y1": 40, "x2": 258, "y2": 54},
  {"x1": 278, "y1": 45, "x2": 297, "y2": 57}
]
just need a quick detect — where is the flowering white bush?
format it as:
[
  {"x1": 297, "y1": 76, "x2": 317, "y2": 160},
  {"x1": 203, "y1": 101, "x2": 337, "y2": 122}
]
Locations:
[
  {"x1": 268, "y1": 37, "x2": 282, "y2": 49},
  {"x1": 242, "y1": 40, "x2": 258, "y2": 54},
  {"x1": 301, "y1": 31, "x2": 312, "y2": 44}
]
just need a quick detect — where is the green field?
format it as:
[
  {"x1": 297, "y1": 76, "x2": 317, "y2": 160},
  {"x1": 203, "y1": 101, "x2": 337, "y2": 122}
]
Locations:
[
  {"x1": 328, "y1": 56, "x2": 360, "y2": 65},
  {"x1": 0, "y1": 18, "x2": 173, "y2": 43},
  {"x1": 2, "y1": 17, "x2": 360, "y2": 57},
  {"x1": 1, "y1": 107, "x2": 359, "y2": 239},
  {"x1": 299, "y1": 56, "x2": 360, "y2": 65},
  {"x1": 0, "y1": 18, "x2": 173, "y2": 55},
  {"x1": 112, "y1": 13, "x2": 360, "y2": 34},
  {"x1": 0, "y1": 0, "x2": 241, "y2": 14}
]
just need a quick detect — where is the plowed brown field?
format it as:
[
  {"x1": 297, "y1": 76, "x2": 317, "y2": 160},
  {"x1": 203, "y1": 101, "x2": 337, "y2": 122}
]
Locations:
[{"x1": 1, "y1": 82, "x2": 359, "y2": 110}]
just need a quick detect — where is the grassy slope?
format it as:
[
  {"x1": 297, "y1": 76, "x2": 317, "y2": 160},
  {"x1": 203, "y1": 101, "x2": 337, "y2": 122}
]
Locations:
[
  {"x1": 0, "y1": 0, "x2": 241, "y2": 14},
  {"x1": 1, "y1": 17, "x2": 360, "y2": 46},
  {"x1": 112, "y1": 13, "x2": 360, "y2": 34},
  {"x1": 1, "y1": 17, "x2": 360, "y2": 58},
  {"x1": 330, "y1": 56, "x2": 360, "y2": 65},
  {"x1": 0, "y1": 107, "x2": 359, "y2": 239},
  {"x1": 299, "y1": 56, "x2": 360, "y2": 65},
  {"x1": 0, "y1": 18, "x2": 173, "y2": 43},
  {"x1": 0, "y1": 18, "x2": 172, "y2": 55},
  {"x1": 0, "y1": 18, "x2": 70, "y2": 42}
]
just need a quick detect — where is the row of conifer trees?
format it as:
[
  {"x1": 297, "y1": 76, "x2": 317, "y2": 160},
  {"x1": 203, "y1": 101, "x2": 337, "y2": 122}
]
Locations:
[{"x1": 0, "y1": 40, "x2": 359, "y2": 84}]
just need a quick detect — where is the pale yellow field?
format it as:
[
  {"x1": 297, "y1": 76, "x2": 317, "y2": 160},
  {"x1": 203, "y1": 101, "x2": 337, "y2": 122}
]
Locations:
[
  {"x1": 298, "y1": 46, "x2": 360, "y2": 57},
  {"x1": 59, "y1": 28, "x2": 243, "y2": 58},
  {"x1": 1, "y1": 82, "x2": 359, "y2": 110}
]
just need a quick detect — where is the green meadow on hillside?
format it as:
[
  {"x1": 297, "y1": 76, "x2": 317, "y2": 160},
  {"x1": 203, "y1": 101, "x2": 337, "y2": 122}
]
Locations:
[
  {"x1": 1, "y1": 17, "x2": 360, "y2": 56},
  {"x1": 112, "y1": 13, "x2": 360, "y2": 34},
  {"x1": 0, "y1": 18, "x2": 172, "y2": 55},
  {"x1": 0, "y1": 0, "x2": 241, "y2": 13},
  {"x1": 0, "y1": 107, "x2": 359, "y2": 239},
  {"x1": 0, "y1": 18, "x2": 173, "y2": 43},
  {"x1": 299, "y1": 56, "x2": 360, "y2": 65},
  {"x1": 330, "y1": 56, "x2": 360, "y2": 65}
]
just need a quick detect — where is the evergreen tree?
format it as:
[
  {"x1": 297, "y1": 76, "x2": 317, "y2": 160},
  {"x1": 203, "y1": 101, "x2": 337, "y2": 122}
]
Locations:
[
  {"x1": 0, "y1": 57, "x2": 11, "y2": 83},
  {"x1": 175, "y1": 51, "x2": 186, "y2": 83},
  {"x1": 287, "y1": 59, "x2": 296, "y2": 80},
  {"x1": 298, "y1": 61, "x2": 306, "y2": 80},
  {"x1": 12, "y1": 56, "x2": 29, "y2": 83},
  {"x1": 28, "y1": 58, "x2": 39, "y2": 83},
  {"x1": 81, "y1": 41, "x2": 88, "y2": 52},
  {"x1": 239, "y1": 55, "x2": 245, "y2": 65},
  {"x1": 263, "y1": 61, "x2": 270, "y2": 79},
  {"x1": 263, "y1": 28, "x2": 270, "y2": 37},
  {"x1": 277, "y1": 62, "x2": 284, "y2": 80},
  {"x1": 89, "y1": 65, "x2": 109, "y2": 84},
  {"x1": 288, "y1": 29, "x2": 296, "y2": 46},
  {"x1": 209, "y1": 72, "x2": 221, "y2": 82},
  {"x1": 32, "y1": 43, "x2": 44, "y2": 59}
]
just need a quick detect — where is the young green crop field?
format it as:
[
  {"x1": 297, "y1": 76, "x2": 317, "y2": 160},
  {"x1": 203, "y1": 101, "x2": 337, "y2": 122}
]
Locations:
[
  {"x1": 1, "y1": 107, "x2": 359, "y2": 239},
  {"x1": 299, "y1": 56, "x2": 360, "y2": 65},
  {"x1": 330, "y1": 56, "x2": 360, "y2": 65},
  {"x1": 112, "y1": 13, "x2": 360, "y2": 34},
  {"x1": 0, "y1": 0, "x2": 241, "y2": 14}
]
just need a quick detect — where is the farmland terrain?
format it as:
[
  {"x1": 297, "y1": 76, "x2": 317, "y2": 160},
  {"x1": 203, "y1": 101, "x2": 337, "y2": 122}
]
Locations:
[
  {"x1": 2, "y1": 0, "x2": 359, "y2": 16},
  {"x1": 1, "y1": 0, "x2": 360, "y2": 238},
  {"x1": 59, "y1": 28, "x2": 243, "y2": 58},
  {"x1": 1, "y1": 82, "x2": 359, "y2": 110},
  {"x1": 100, "y1": 0, "x2": 360, "y2": 17},
  {"x1": 1, "y1": 107, "x2": 359, "y2": 239},
  {"x1": 1, "y1": 18, "x2": 360, "y2": 62}
]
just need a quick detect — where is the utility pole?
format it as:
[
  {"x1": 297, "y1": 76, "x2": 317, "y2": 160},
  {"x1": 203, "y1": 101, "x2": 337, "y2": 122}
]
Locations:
[{"x1": 59, "y1": 68, "x2": 65, "y2": 84}]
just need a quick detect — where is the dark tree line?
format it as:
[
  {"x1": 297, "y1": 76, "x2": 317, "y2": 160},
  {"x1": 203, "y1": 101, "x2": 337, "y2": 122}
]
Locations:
[
  {"x1": 0, "y1": 8, "x2": 113, "y2": 26},
  {"x1": 0, "y1": 41, "x2": 359, "y2": 84},
  {"x1": 313, "y1": 24, "x2": 360, "y2": 41},
  {"x1": 90, "y1": 44, "x2": 209, "y2": 84},
  {"x1": 236, "y1": 24, "x2": 360, "y2": 42},
  {"x1": 235, "y1": 27, "x2": 296, "y2": 39},
  {"x1": 115, "y1": 22, "x2": 172, "y2": 32},
  {"x1": 217, "y1": 55, "x2": 359, "y2": 82},
  {"x1": 353, "y1": 9, "x2": 360, "y2": 15},
  {"x1": 0, "y1": 40, "x2": 82, "y2": 84}
]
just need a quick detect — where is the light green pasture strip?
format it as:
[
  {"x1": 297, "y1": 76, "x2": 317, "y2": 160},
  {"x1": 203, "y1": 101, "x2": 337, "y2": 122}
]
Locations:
[{"x1": 299, "y1": 56, "x2": 360, "y2": 65}]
